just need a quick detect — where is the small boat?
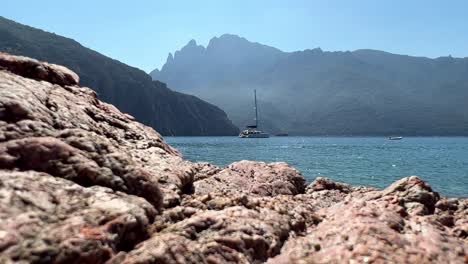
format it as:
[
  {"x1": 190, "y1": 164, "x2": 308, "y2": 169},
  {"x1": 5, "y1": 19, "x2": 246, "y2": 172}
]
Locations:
[
  {"x1": 275, "y1": 133, "x2": 289, "y2": 137},
  {"x1": 388, "y1": 136, "x2": 403, "y2": 140},
  {"x1": 239, "y1": 90, "x2": 270, "y2": 138}
]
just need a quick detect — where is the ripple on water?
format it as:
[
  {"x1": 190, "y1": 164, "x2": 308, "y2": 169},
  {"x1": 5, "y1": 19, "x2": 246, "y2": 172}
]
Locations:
[{"x1": 166, "y1": 137, "x2": 468, "y2": 197}]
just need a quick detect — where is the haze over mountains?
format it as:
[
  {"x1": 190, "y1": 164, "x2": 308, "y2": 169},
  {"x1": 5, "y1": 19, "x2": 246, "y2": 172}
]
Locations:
[
  {"x1": 152, "y1": 34, "x2": 468, "y2": 135},
  {"x1": 0, "y1": 17, "x2": 239, "y2": 136}
]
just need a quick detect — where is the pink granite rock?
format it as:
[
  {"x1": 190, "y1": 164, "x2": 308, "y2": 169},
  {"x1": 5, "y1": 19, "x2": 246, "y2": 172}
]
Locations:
[
  {"x1": 110, "y1": 206, "x2": 293, "y2": 264},
  {"x1": 0, "y1": 170, "x2": 156, "y2": 263},
  {"x1": 194, "y1": 160, "x2": 306, "y2": 196},
  {"x1": 267, "y1": 177, "x2": 467, "y2": 264},
  {"x1": 0, "y1": 52, "x2": 79, "y2": 86}
]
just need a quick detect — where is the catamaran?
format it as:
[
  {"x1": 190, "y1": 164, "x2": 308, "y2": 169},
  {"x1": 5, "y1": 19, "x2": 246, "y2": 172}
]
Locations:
[{"x1": 239, "y1": 90, "x2": 270, "y2": 138}]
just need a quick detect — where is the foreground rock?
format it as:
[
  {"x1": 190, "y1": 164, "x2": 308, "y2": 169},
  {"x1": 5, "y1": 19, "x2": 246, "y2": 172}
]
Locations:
[
  {"x1": 0, "y1": 52, "x2": 79, "y2": 86},
  {"x1": 269, "y1": 177, "x2": 466, "y2": 263},
  {"x1": 194, "y1": 160, "x2": 306, "y2": 196},
  {"x1": 0, "y1": 53, "x2": 466, "y2": 263},
  {"x1": 0, "y1": 170, "x2": 156, "y2": 264}
]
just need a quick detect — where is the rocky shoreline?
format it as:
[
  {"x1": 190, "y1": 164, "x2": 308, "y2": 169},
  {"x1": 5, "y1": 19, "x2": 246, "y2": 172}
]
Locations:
[{"x1": 0, "y1": 53, "x2": 466, "y2": 263}]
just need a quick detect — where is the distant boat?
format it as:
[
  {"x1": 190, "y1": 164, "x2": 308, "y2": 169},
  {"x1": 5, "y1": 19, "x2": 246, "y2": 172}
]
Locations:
[
  {"x1": 239, "y1": 90, "x2": 270, "y2": 138},
  {"x1": 388, "y1": 136, "x2": 403, "y2": 140},
  {"x1": 275, "y1": 133, "x2": 289, "y2": 137}
]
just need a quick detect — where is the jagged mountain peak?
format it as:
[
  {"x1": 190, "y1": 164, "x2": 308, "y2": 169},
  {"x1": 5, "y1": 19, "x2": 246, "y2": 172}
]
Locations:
[
  {"x1": 207, "y1": 34, "x2": 246, "y2": 49},
  {"x1": 181, "y1": 39, "x2": 205, "y2": 50},
  {"x1": 211, "y1": 33, "x2": 246, "y2": 43},
  {"x1": 171, "y1": 39, "x2": 206, "y2": 63},
  {"x1": 149, "y1": 68, "x2": 159, "y2": 76},
  {"x1": 187, "y1": 39, "x2": 197, "y2": 46},
  {"x1": 206, "y1": 34, "x2": 282, "y2": 54},
  {"x1": 166, "y1": 52, "x2": 174, "y2": 63}
]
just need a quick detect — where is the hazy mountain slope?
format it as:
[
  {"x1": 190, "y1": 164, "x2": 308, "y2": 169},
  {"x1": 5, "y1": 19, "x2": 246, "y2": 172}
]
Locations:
[
  {"x1": 0, "y1": 16, "x2": 239, "y2": 136},
  {"x1": 152, "y1": 34, "x2": 468, "y2": 135}
]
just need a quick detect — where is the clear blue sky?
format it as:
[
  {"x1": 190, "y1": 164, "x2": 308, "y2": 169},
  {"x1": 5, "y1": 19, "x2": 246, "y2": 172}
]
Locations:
[{"x1": 3, "y1": 0, "x2": 467, "y2": 72}]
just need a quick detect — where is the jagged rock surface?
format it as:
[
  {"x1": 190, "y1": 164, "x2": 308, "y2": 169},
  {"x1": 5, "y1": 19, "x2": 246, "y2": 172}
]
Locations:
[
  {"x1": 0, "y1": 52, "x2": 79, "y2": 86},
  {"x1": 194, "y1": 160, "x2": 306, "y2": 196},
  {"x1": 0, "y1": 53, "x2": 466, "y2": 263},
  {"x1": 268, "y1": 176, "x2": 467, "y2": 264},
  {"x1": 0, "y1": 170, "x2": 156, "y2": 264}
]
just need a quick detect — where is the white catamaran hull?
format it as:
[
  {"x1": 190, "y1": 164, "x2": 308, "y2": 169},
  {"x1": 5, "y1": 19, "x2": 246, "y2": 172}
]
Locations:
[{"x1": 239, "y1": 132, "x2": 270, "y2": 138}]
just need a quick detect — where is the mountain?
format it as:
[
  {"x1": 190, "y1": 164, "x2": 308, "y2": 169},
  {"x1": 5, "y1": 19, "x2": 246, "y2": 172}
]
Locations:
[
  {"x1": 0, "y1": 16, "x2": 239, "y2": 136},
  {"x1": 152, "y1": 34, "x2": 468, "y2": 136}
]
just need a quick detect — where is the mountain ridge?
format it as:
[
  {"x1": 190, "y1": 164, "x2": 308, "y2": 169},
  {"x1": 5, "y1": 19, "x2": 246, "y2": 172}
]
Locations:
[
  {"x1": 0, "y1": 16, "x2": 239, "y2": 136},
  {"x1": 151, "y1": 34, "x2": 468, "y2": 136},
  {"x1": 154, "y1": 35, "x2": 464, "y2": 73}
]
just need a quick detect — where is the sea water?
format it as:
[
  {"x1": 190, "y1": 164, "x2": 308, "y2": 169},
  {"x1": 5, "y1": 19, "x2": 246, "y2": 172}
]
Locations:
[{"x1": 166, "y1": 137, "x2": 468, "y2": 197}]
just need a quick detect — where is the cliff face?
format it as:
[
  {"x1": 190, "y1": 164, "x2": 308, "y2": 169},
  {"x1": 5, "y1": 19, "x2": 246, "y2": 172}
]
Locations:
[
  {"x1": 0, "y1": 53, "x2": 467, "y2": 263},
  {"x1": 0, "y1": 16, "x2": 239, "y2": 136},
  {"x1": 152, "y1": 34, "x2": 468, "y2": 135}
]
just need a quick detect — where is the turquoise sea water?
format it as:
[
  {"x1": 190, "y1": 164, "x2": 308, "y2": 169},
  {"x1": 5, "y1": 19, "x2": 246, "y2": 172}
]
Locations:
[{"x1": 165, "y1": 137, "x2": 468, "y2": 198}]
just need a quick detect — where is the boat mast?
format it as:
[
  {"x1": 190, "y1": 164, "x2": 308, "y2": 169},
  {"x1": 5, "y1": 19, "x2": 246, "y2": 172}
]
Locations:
[{"x1": 254, "y1": 89, "x2": 258, "y2": 128}]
